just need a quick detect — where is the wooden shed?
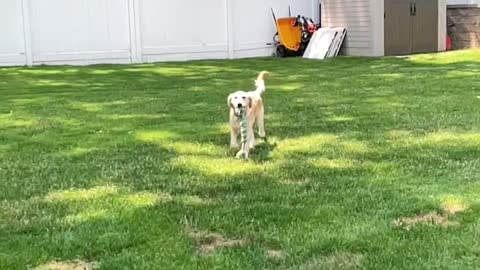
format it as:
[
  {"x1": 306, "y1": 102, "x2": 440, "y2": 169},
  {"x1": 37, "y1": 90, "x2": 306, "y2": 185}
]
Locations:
[{"x1": 321, "y1": 0, "x2": 447, "y2": 56}]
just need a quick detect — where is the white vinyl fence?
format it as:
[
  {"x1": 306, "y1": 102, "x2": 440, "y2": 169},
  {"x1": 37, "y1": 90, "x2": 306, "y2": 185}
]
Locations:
[{"x1": 0, "y1": 0, "x2": 319, "y2": 66}]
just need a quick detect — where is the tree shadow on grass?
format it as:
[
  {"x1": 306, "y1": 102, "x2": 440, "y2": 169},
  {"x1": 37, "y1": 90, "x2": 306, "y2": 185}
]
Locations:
[
  {"x1": 4, "y1": 135, "x2": 476, "y2": 269},
  {"x1": 2, "y1": 53, "x2": 479, "y2": 145},
  {"x1": 1, "y1": 51, "x2": 480, "y2": 269},
  {"x1": 0, "y1": 141, "x2": 445, "y2": 269},
  {"x1": 1, "y1": 130, "x2": 479, "y2": 269}
]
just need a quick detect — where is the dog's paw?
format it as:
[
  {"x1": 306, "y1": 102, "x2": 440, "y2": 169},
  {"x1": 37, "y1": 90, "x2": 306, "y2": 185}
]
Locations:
[
  {"x1": 230, "y1": 143, "x2": 240, "y2": 149},
  {"x1": 236, "y1": 150, "x2": 246, "y2": 159}
]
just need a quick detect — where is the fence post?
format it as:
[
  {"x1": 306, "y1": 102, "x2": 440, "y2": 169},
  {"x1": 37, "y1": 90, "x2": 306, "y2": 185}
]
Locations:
[
  {"x1": 226, "y1": 0, "x2": 234, "y2": 59},
  {"x1": 21, "y1": 0, "x2": 33, "y2": 66},
  {"x1": 128, "y1": 0, "x2": 142, "y2": 63}
]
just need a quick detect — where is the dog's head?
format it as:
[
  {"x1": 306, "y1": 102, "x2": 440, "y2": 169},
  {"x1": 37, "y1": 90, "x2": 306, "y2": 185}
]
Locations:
[{"x1": 227, "y1": 91, "x2": 251, "y2": 116}]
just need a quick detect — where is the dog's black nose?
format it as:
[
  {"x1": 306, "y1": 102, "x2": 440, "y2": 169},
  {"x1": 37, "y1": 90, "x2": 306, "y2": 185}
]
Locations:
[{"x1": 237, "y1": 104, "x2": 242, "y2": 108}]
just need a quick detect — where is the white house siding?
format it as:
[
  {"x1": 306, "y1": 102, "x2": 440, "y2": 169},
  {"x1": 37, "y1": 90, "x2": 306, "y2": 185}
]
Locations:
[
  {"x1": 0, "y1": 0, "x2": 316, "y2": 66},
  {"x1": 321, "y1": 0, "x2": 381, "y2": 56},
  {"x1": 448, "y1": 0, "x2": 480, "y2": 5}
]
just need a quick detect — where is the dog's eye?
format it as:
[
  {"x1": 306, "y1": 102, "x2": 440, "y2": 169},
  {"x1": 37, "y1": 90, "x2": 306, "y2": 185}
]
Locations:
[
  {"x1": 242, "y1": 97, "x2": 246, "y2": 99},
  {"x1": 234, "y1": 97, "x2": 237, "y2": 99}
]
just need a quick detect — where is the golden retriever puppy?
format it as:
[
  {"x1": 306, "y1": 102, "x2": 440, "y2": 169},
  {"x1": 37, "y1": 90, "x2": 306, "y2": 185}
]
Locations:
[{"x1": 227, "y1": 71, "x2": 269, "y2": 158}]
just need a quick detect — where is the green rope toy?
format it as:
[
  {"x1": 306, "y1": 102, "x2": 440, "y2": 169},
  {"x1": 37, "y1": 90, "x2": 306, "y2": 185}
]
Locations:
[{"x1": 238, "y1": 107, "x2": 248, "y2": 159}]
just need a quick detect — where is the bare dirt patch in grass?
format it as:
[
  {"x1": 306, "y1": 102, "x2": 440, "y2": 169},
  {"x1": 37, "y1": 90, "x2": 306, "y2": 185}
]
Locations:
[
  {"x1": 393, "y1": 212, "x2": 458, "y2": 230},
  {"x1": 442, "y1": 204, "x2": 466, "y2": 215},
  {"x1": 292, "y1": 252, "x2": 363, "y2": 270},
  {"x1": 441, "y1": 199, "x2": 468, "y2": 215},
  {"x1": 267, "y1": 249, "x2": 286, "y2": 260},
  {"x1": 187, "y1": 228, "x2": 247, "y2": 255},
  {"x1": 34, "y1": 260, "x2": 98, "y2": 270}
]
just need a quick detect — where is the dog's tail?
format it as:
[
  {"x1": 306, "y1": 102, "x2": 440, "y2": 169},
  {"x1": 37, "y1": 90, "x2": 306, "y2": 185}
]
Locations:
[{"x1": 254, "y1": 71, "x2": 269, "y2": 96}]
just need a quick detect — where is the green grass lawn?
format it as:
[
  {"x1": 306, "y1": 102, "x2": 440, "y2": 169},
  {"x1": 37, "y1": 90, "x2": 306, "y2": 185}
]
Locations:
[{"x1": 1, "y1": 49, "x2": 480, "y2": 270}]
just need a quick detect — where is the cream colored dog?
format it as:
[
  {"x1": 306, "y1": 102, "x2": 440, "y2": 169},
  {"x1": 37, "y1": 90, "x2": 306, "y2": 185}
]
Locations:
[{"x1": 227, "y1": 71, "x2": 269, "y2": 158}]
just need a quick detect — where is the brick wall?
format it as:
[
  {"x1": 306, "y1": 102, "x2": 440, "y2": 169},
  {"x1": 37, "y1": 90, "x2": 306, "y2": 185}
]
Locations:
[{"x1": 447, "y1": 7, "x2": 480, "y2": 49}]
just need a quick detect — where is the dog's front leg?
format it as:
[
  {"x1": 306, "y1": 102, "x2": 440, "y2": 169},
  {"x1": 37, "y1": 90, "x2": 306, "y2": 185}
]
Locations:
[
  {"x1": 243, "y1": 146, "x2": 249, "y2": 159},
  {"x1": 247, "y1": 123, "x2": 255, "y2": 149},
  {"x1": 257, "y1": 106, "x2": 266, "y2": 138},
  {"x1": 230, "y1": 126, "x2": 240, "y2": 148}
]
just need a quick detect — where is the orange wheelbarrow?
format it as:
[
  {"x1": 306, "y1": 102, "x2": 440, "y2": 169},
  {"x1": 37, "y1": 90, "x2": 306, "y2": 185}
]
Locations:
[{"x1": 270, "y1": 7, "x2": 318, "y2": 57}]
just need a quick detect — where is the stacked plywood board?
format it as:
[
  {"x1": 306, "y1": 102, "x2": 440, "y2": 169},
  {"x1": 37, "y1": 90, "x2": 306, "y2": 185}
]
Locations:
[{"x1": 303, "y1": 28, "x2": 347, "y2": 60}]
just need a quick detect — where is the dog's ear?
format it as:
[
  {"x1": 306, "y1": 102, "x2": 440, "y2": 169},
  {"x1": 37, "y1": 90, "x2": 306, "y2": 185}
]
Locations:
[{"x1": 227, "y1": 94, "x2": 234, "y2": 109}]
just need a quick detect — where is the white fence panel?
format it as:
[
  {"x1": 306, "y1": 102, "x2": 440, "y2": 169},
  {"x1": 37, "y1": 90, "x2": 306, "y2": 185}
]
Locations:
[
  {"x1": 28, "y1": 0, "x2": 132, "y2": 65},
  {"x1": 0, "y1": 0, "x2": 27, "y2": 66},
  {"x1": 139, "y1": 0, "x2": 228, "y2": 62},
  {"x1": 0, "y1": 0, "x2": 316, "y2": 66}
]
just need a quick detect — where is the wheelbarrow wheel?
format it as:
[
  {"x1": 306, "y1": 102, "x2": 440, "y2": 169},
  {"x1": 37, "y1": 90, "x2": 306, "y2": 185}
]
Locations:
[
  {"x1": 276, "y1": 45, "x2": 287, "y2": 57},
  {"x1": 301, "y1": 32, "x2": 311, "y2": 44}
]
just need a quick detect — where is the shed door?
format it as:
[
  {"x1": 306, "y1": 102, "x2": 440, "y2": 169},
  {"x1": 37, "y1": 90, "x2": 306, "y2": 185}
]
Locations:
[
  {"x1": 384, "y1": 0, "x2": 412, "y2": 55},
  {"x1": 412, "y1": 0, "x2": 438, "y2": 53}
]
